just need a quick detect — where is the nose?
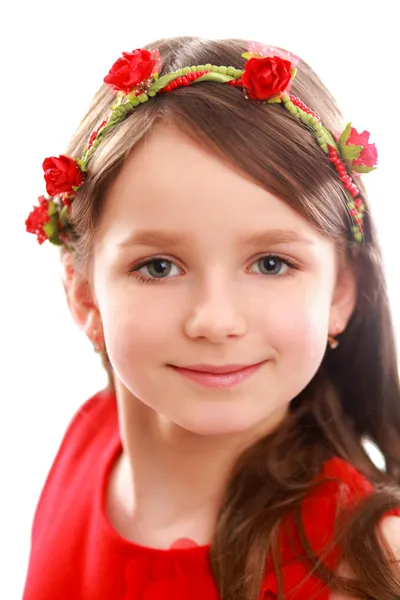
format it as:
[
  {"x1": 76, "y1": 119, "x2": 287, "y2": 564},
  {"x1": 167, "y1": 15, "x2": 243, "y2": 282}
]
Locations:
[{"x1": 183, "y1": 278, "x2": 247, "y2": 343}]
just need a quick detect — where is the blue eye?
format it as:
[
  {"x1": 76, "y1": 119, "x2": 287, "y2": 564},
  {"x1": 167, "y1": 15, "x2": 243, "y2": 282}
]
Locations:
[
  {"x1": 250, "y1": 256, "x2": 291, "y2": 276},
  {"x1": 142, "y1": 259, "x2": 172, "y2": 278},
  {"x1": 129, "y1": 254, "x2": 297, "y2": 285},
  {"x1": 130, "y1": 258, "x2": 181, "y2": 283}
]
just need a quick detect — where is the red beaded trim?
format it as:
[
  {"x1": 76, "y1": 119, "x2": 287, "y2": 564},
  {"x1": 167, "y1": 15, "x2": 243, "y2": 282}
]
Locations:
[
  {"x1": 328, "y1": 145, "x2": 364, "y2": 231},
  {"x1": 328, "y1": 146, "x2": 360, "y2": 199},
  {"x1": 87, "y1": 118, "x2": 108, "y2": 150},
  {"x1": 226, "y1": 77, "x2": 243, "y2": 87},
  {"x1": 161, "y1": 70, "x2": 209, "y2": 92},
  {"x1": 288, "y1": 94, "x2": 321, "y2": 123}
]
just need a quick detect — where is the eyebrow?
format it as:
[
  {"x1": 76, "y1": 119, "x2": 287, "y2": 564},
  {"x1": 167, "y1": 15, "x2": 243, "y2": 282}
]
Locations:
[{"x1": 117, "y1": 228, "x2": 315, "y2": 249}]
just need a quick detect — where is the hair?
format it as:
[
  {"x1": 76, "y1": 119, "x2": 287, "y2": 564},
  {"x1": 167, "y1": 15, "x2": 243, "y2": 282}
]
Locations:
[{"x1": 62, "y1": 37, "x2": 400, "y2": 599}]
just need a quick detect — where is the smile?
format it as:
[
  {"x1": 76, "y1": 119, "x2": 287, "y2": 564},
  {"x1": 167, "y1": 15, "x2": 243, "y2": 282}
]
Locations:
[{"x1": 169, "y1": 361, "x2": 268, "y2": 389}]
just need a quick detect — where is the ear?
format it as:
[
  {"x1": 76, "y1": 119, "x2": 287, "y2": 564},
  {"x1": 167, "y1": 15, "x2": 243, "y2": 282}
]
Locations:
[
  {"x1": 329, "y1": 259, "x2": 357, "y2": 337},
  {"x1": 61, "y1": 252, "x2": 104, "y2": 348}
]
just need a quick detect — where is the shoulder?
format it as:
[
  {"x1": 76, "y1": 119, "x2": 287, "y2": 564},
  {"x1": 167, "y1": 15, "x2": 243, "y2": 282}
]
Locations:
[
  {"x1": 262, "y1": 457, "x2": 400, "y2": 599},
  {"x1": 262, "y1": 457, "x2": 378, "y2": 598},
  {"x1": 317, "y1": 456, "x2": 374, "y2": 494},
  {"x1": 31, "y1": 388, "x2": 118, "y2": 520},
  {"x1": 68, "y1": 387, "x2": 117, "y2": 440},
  {"x1": 299, "y1": 457, "x2": 374, "y2": 562},
  {"x1": 329, "y1": 515, "x2": 400, "y2": 600},
  {"x1": 54, "y1": 387, "x2": 118, "y2": 452},
  {"x1": 380, "y1": 513, "x2": 400, "y2": 556},
  {"x1": 324, "y1": 459, "x2": 400, "y2": 599},
  {"x1": 58, "y1": 387, "x2": 119, "y2": 464}
]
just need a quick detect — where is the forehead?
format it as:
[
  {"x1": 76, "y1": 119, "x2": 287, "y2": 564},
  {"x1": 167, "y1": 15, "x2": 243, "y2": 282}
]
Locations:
[{"x1": 96, "y1": 123, "x2": 327, "y2": 248}]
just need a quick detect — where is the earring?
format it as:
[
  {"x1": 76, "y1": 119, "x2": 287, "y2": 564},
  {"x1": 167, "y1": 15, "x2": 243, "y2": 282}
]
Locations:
[
  {"x1": 328, "y1": 334, "x2": 339, "y2": 350},
  {"x1": 91, "y1": 329, "x2": 102, "y2": 353}
]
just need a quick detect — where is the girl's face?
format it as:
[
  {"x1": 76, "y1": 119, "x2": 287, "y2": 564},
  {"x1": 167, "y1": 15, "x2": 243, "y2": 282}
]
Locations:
[{"x1": 88, "y1": 124, "x2": 354, "y2": 436}]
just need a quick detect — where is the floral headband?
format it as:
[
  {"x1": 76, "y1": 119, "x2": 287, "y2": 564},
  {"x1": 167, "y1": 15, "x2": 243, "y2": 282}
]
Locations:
[{"x1": 26, "y1": 43, "x2": 377, "y2": 246}]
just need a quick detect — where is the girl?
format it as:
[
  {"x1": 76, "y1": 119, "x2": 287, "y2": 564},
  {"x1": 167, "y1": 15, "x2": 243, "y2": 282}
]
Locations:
[{"x1": 23, "y1": 37, "x2": 400, "y2": 599}]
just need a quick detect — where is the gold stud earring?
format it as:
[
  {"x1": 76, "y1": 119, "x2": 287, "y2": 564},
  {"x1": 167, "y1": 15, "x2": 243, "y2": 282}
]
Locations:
[
  {"x1": 328, "y1": 334, "x2": 339, "y2": 349},
  {"x1": 91, "y1": 329, "x2": 102, "y2": 353}
]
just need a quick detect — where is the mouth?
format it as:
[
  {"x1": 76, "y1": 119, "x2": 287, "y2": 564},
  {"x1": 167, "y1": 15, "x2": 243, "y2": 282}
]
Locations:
[{"x1": 169, "y1": 361, "x2": 268, "y2": 389}]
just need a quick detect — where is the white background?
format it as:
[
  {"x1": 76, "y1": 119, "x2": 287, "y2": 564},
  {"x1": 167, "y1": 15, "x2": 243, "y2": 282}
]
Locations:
[{"x1": 1, "y1": 1, "x2": 399, "y2": 597}]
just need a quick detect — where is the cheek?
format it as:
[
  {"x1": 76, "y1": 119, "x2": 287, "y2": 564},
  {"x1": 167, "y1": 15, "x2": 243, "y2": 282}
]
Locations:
[
  {"x1": 97, "y1": 284, "x2": 178, "y2": 369},
  {"x1": 266, "y1": 281, "x2": 332, "y2": 366}
]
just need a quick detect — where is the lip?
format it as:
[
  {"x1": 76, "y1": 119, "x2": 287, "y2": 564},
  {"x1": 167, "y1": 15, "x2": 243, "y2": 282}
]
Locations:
[
  {"x1": 169, "y1": 361, "x2": 267, "y2": 388},
  {"x1": 175, "y1": 363, "x2": 260, "y2": 374}
]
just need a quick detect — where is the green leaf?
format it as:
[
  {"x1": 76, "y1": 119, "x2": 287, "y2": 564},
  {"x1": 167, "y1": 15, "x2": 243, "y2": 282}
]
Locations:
[
  {"x1": 291, "y1": 67, "x2": 297, "y2": 80},
  {"x1": 59, "y1": 205, "x2": 70, "y2": 225},
  {"x1": 71, "y1": 185, "x2": 80, "y2": 192},
  {"x1": 43, "y1": 221, "x2": 55, "y2": 238},
  {"x1": 342, "y1": 144, "x2": 363, "y2": 162},
  {"x1": 351, "y1": 164, "x2": 377, "y2": 174},
  {"x1": 148, "y1": 71, "x2": 183, "y2": 93},
  {"x1": 50, "y1": 237, "x2": 63, "y2": 246},
  {"x1": 195, "y1": 72, "x2": 236, "y2": 84},
  {"x1": 110, "y1": 96, "x2": 124, "y2": 110},
  {"x1": 267, "y1": 95, "x2": 283, "y2": 103},
  {"x1": 242, "y1": 52, "x2": 250, "y2": 59},
  {"x1": 339, "y1": 122, "x2": 352, "y2": 147},
  {"x1": 320, "y1": 126, "x2": 337, "y2": 149},
  {"x1": 47, "y1": 200, "x2": 57, "y2": 217},
  {"x1": 76, "y1": 159, "x2": 87, "y2": 173}
]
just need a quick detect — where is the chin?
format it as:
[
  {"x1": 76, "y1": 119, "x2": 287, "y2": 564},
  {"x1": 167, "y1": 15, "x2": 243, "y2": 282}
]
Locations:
[{"x1": 173, "y1": 404, "x2": 277, "y2": 437}]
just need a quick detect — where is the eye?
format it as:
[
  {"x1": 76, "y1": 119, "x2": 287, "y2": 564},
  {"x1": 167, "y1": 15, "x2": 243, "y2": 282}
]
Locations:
[
  {"x1": 131, "y1": 258, "x2": 181, "y2": 280},
  {"x1": 249, "y1": 255, "x2": 294, "y2": 276}
]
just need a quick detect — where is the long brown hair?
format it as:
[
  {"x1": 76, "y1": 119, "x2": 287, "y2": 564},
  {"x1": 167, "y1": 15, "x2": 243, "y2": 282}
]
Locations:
[{"x1": 63, "y1": 37, "x2": 400, "y2": 599}]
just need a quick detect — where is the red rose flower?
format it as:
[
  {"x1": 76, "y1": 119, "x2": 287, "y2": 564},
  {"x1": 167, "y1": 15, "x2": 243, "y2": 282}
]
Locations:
[
  {"x1": 242, "y1": 56, "x2": 292, "y2": 100},
  {"x1": 25, "y1": 196, "x2": 50, "y2": 244},
  {"x1": 347, "y1": 127, "x2": 378, "y2": 167},
  {"x1": 104, "y1": 49, "x2": 161, "y2": 94},
  {"x1": 42, "y1": 155, "x2": 84, "y2": 197}
]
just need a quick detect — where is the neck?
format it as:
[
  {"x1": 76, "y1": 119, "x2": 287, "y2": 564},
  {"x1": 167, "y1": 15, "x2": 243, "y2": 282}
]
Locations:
[{"x1": 109, "y1": 381, "x2": 285, "y2": 549}]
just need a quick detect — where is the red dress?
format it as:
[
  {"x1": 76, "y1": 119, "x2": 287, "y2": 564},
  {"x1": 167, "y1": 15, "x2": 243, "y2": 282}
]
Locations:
[{"x1": 22, "y1": 389, "x2": 399, "y2": 600}]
